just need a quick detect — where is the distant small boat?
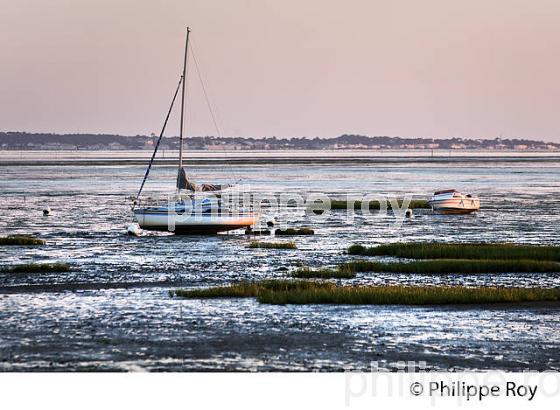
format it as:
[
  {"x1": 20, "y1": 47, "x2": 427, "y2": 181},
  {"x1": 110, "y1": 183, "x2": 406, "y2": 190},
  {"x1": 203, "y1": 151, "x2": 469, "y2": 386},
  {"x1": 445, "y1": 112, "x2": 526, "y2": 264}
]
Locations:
[
  {"x1": 428, "y1": 189, "x2": 480, "y2": 214},
  {"x1": 131, "y1": 27, "x2": 259, "y2": 234}
]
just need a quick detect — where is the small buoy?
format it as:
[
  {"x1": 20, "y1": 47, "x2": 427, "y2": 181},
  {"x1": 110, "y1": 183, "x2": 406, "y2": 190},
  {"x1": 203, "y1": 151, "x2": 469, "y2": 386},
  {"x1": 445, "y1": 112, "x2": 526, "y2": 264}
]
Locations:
[
  {"x1": 405, "y1": 208, "x2": 413, "y2": 218},
  {"x1": 43, "y1": 206, "x2": 51, "y2": 216},
  {"x1": 266, "y1": 217, "x2": 277, "y2": 227},
  {"x1": 127, "y1": 224, "x2": 141, "y2": 236}
]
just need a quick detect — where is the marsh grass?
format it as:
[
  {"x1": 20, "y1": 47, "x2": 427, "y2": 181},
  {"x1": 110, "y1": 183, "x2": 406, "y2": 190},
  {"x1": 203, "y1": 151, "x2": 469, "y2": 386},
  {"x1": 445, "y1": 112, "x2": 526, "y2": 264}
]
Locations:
[
  {"x1": 175, "y1": 281, "x2": 262, "y2": 298},
  {"x1": 275, "y1": 228, "x2": 315, "y2": 236},
  {"x1": 348, "y1": 243, "x2": 560, "y2": 261},
  {"x1": 175, "y1": 279, "x2": 329, "y2": 298},
  {"x1": 248, "y1": 241, "x2": 297, "y2": 250},
  {"x1": 339, "y1": 259, "x2": 560, "y2": 274},
  {"x1": 257, "y1": 285, "x2": 560, "y2": 305},
  {"x1": 291, "y1": 266, "x2": 356, "y2": 279},
  {"x1": 175, "y1": 279, "x2": 560, "y2": 305},
  {"x1": 3, "y1": 262, "x2": 71, "y2": 273},
  {"x1": 0, "y1": 235, "x2": 45, "y2": 246},
  {"x1": 330, "y1": 199, "x2": 429, "y2": 210}
]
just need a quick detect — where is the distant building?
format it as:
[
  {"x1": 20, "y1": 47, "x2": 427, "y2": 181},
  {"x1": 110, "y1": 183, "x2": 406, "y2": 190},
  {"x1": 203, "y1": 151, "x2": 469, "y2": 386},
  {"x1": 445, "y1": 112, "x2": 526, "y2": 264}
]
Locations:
[
  {"x1": 206, "y1": 144, "x2": 226, "y2": 150},
  {"x1": 108, "y1": 142, "x2": 126, "y2": 150}
]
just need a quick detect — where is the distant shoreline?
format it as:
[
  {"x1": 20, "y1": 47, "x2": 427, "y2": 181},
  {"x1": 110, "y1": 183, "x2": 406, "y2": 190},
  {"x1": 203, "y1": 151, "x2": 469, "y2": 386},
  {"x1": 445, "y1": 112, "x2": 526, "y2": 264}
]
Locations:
[{"x1": 2, "y1": 132, "x2": 558, "y2": 152}]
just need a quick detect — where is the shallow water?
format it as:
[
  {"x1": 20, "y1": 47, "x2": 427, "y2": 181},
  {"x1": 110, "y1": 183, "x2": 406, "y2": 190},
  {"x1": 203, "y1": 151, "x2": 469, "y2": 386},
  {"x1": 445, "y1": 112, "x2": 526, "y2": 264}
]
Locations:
[{"x1": 1, "y1": 154, "x2": 559, "y2": 371}]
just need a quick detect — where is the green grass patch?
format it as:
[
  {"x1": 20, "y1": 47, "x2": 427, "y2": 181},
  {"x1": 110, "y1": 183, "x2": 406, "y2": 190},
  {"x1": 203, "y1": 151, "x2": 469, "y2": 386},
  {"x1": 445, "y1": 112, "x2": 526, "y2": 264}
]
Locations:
[
  {"x1": 257, "y1": 285, "x2": 560, "y2": 305},
  {"x1": 339, "y1": 259, "x2": 560, "y2": 274},
  {"x1": 3, "y1": 262, "x2": 71, "y2": 273},
  {"x1": 0, "y1": 235, "x2": 45, "y2": 246},
  {"x1": 248, "y1": 241, "x2": 297, "y2": 249},
  {"x1": 175, "y1": 279, "x2": 330, "y2": 298},
  {"x1": 348, "y1": 243, "x2": 560, "y2": 261},
  {"x1": 275, "y1": 228, "x2": 315, "y2": 236},
  {"x1": 175, "y1": 279, "x2": 560, "y2": 305},
  {"x1": 291, "y1": 266, "x2": 356, "y2": 279},
  {"x1": 330, "y1": 199, "x2": 429, "y2": 210}
]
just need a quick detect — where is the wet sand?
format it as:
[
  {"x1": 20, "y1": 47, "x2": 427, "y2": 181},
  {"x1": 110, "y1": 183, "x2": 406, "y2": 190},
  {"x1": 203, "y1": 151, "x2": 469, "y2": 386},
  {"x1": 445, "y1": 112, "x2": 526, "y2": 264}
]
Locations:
[{"x1": 1, "y1": 288, "x2": 558, "y2": 372}]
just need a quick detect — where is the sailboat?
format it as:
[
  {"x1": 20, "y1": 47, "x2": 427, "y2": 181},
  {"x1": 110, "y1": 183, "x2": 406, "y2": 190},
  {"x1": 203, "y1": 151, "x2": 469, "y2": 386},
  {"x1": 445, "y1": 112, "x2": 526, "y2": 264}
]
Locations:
[{"x1": 132, "y1": 27, "x2": 260, "y2": 234}]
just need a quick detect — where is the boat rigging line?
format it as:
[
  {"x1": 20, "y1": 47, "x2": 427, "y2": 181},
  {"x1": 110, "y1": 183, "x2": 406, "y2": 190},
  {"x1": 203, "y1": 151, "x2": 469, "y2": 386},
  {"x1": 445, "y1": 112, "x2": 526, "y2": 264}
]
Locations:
[
  {"x1": 189, "y1": 38, "x2": 240, "y2": 185},
  {"x1": 189, "y1": 39, "x2": 222, "y2": 139},
  {"x1": 133, "y1": 75, "x2": 183, "y2": 209}
]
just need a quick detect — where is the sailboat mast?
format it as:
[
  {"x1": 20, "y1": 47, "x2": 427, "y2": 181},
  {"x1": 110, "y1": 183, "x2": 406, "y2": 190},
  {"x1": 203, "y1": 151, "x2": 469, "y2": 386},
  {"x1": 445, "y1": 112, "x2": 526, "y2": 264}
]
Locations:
[{"x1": 177, "y1": 27, "x2": 190, "y2": 188}]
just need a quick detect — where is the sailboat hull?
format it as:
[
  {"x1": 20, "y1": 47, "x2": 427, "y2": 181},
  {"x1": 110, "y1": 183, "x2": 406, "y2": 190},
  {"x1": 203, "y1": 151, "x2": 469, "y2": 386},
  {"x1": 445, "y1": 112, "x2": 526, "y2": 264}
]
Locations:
[{"x1": 133, "y1": 210, "x2": 260, "y2": 234}]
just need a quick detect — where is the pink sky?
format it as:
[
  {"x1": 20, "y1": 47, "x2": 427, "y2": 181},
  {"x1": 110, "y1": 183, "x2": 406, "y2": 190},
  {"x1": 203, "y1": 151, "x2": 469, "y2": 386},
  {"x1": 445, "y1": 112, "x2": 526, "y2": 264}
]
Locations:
[{"x1": 1, "y1": 0, "x2": 559, "y2": 141}]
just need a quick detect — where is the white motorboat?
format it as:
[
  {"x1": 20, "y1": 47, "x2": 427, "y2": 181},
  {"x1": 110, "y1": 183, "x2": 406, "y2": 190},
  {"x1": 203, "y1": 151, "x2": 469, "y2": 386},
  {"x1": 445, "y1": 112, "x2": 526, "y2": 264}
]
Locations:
[
  {"x1": 428, "y1": 189, "x2": 480, "y2": 214},
  {"x1": 131, "y1": 28, "x2": 260, "y2": 234}
]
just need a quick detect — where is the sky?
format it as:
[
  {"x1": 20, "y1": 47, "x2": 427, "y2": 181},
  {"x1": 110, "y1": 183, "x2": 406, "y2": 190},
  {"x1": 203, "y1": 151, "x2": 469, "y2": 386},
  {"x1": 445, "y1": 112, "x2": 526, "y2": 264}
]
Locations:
[{"x1": 1, "y1": 0, "x2": 559, "y2": 141}]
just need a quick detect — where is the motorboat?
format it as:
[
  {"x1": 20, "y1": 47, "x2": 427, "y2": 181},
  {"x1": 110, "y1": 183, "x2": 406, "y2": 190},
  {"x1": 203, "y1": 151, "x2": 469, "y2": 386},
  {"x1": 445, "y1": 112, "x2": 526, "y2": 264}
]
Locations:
[{"x1": 428, "y1": 189, "x2": 480, "y2": 214}]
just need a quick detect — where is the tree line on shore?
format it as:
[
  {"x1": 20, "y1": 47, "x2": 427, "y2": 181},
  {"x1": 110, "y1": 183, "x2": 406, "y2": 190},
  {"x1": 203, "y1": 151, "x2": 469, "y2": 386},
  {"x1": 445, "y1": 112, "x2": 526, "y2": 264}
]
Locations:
[{"x1": 1, "y1": 132, "x2": 557, "y2": 151}]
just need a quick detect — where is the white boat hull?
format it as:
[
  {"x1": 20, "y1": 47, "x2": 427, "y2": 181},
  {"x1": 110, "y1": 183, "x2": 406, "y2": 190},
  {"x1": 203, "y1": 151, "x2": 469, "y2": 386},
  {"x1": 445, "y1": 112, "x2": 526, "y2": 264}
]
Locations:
[
  {"x1": 429, "y1": 197, "x2": 480, "y2": 214},
  {"x1": 134, "y1": 210, "x2": 260, "y2": 234}
]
